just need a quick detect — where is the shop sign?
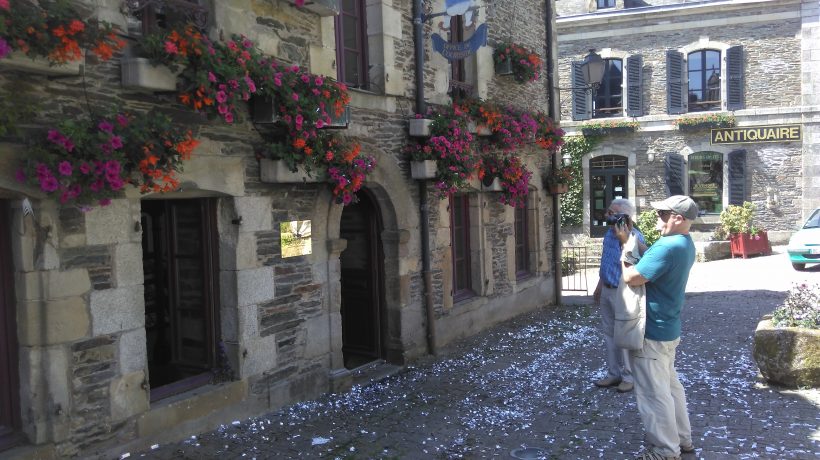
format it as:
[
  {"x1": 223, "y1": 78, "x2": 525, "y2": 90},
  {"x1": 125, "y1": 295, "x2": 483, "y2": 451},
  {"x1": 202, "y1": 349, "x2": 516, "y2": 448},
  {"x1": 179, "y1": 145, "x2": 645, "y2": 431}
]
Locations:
[{"x1": 711, "y1": 124, "x2": 802, "y2": 145}]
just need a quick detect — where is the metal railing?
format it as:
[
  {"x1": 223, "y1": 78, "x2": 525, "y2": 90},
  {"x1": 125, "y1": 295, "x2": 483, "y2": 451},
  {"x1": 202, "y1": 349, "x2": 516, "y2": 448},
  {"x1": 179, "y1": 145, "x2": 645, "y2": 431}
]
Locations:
[{"x1": 561, "y1": 246, "x2": 588, "y2": 293}]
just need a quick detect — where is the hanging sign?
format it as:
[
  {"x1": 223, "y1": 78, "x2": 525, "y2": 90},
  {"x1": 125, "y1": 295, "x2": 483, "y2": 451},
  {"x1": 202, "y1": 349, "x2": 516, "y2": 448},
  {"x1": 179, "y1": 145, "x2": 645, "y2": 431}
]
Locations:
[
  {"x1": 711, "y1": 124, "x2": 802, "y2": 145},
  {"x1": 432, "y1": 23, "x2": 488, "y2": 61}
]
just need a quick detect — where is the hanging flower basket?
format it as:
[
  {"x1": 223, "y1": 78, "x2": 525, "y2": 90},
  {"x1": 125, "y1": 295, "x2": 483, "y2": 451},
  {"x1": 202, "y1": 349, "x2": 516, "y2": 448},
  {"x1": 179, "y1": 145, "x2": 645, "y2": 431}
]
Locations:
[
  {"x1": 410, "y1": 159, "x2": 436, "y2": 180},
  {"x1": 481, "y1": 176, "x2": 503, "y2": 192},
  {"x1": 121, "y1": 57, "x2": 179, "y2": 92},
  {"x1": 494, "y1": 57, "x2": 513, "y2": 76},
  {"x1": 492, "y1": 42, "x2": 542, "y2": 83}
]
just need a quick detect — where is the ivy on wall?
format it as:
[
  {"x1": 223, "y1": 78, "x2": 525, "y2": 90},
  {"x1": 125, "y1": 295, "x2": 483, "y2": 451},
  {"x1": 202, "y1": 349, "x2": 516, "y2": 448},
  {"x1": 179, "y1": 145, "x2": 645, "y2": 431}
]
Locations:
[{"x1": 559, "y1": 136, "x2": 599, "y2": 227}]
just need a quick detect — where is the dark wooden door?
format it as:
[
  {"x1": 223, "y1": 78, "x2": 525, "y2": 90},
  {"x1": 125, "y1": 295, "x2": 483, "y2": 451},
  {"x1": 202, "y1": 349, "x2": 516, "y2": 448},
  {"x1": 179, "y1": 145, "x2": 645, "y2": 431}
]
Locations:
[
  {"x1": 0, "y1": 201, "x2": 22, "y2": 451},
  {"x1": 339, "y1": 191, "x2": 384, "y2": 369},
  {"x1": 141, "y1": 199, "x2": 219, "y2": 401}
]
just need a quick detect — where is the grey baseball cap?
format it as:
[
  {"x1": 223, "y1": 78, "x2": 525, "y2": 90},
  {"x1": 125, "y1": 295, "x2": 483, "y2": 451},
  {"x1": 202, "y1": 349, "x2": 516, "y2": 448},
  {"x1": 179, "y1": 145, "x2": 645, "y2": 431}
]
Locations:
[{"x1": 651, "y1": 195, "x2": 699, "y2": 220}]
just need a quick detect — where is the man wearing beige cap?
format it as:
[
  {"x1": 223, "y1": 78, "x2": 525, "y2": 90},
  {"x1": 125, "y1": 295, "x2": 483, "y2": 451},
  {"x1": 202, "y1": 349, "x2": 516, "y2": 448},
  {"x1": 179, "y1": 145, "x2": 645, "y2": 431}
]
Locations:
[{"x1": 615, "y1": 195, "x2": 698, "y2": 460}]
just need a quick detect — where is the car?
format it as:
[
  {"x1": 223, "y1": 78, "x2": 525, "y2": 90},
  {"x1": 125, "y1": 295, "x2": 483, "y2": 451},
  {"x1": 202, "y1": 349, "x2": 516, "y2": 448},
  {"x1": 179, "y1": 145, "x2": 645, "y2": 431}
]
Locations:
[{"x1": 787, "y1": 207, "x2": 820, "y2": 270}]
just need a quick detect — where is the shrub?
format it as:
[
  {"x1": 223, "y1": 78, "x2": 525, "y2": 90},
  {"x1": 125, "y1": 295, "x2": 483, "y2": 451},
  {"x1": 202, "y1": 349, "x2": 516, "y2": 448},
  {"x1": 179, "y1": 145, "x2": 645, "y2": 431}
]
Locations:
[
  {"x1": 772, "y1": 283, "x2": 820, "y2": 329},
  {"x1": 636, "y1": 209, "x2": 661, "y2": 247},
  {"x1": 720, "y1": 201, "x2": 763, "y2": 235}
]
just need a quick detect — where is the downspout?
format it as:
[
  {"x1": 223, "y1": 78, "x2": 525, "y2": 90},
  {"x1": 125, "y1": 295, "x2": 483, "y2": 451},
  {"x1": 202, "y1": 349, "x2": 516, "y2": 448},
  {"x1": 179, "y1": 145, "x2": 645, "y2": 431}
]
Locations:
[
  {"x1": 545, "y1": 0, "x2": 563, "y2": 306},
  {"x1": 413, "y1": 0, "x2": 437, "y2": 356}
]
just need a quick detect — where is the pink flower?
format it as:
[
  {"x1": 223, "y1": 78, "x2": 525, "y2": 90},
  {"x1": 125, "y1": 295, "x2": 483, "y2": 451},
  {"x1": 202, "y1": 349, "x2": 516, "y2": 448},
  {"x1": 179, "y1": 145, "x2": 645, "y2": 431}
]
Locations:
[
  {"x1": 39, "y1": 176, "x2": 59, "y2": 192},
  {"x1": 58, "y1": 161, "x2": 73, "y2": 176},
  {"x1": 301, "y1": 74, "x2": 310, "y2": 84},
  {"x1": 98, "y1": 121, "x2": 113, "y2": 133},
  {"x1": 116, "y1": 113, "x2": 129, "y2": 127},
  {"x1": 242, "y1": 38, "x2": 253, "y2": 49},
  {"x1": 292, "y1": 93, "x2": 299, "y2": 101},
  {"x1": 294, "y1": 0, "x2": 305, "y2": 6},
  {"x1": 227, "y1": 41, "x2": 238, "y2": 51},
  {"x1": 108, "y1": 177, "x2": 124, "y2": 190},
  {"x1": 89, "y1": 180, "x2": 104, "y2": 192},
  {"x1": 224, "y1": 112, "x2": 234, "y2": 123},
  {"x1": 218, "y1": 104, "x2": 229, "y2": 115},
  {"x1": 99, "y1": 198, "x2": 112, "y2": 207},
  {"x1": 244, "y1": 76, "x2": 256, "y2": 93},
  {"x1": 229, "y1": 80, "x2": 239, "y2": 90},
  {"x1": 79, "y1": 163, "x2": 91, "y2": 174},
  {"x1": 0, "y1": 0, "x2": 8, "y2": 11},
  {"x1": 316, "y1": 119, "x2": 325, "y2": 129},
  {"x1": 216, "y1": 91, "x2": 228, "y2": 103},
  {"x1": 315, "y1": 76, "x2": 324, "y2": 86},
  {"x1": 208, "y1": 72, "x2": 217, "y2": 83},
  {"x1": 164, "y1": 41, "x2": 178, "y2": 55},
  {"x1": 110, "y1": 135, "x2": 123, "y2": 149},
  {"x1": 0, "y1": 38, "x2": 10, "y2": 59}
]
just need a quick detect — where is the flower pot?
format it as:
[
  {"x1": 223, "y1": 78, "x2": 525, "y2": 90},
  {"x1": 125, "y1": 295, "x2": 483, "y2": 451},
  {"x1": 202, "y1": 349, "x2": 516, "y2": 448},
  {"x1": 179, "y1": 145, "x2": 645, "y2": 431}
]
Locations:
[
  {"x1": 321, "y1": 105, "x2": 350, "y2": 129},
  {"x1": 251, "y1": 96, "x2": 280, "y2": 125},
  {"x1": 481, "y1": 176, "x2": 503, "y2": 192},
  {"x1": 0, "y1": 51, "x2": 81, "y2": 77},
  {"x1": 495, "y1": 57, "x2": 513, "y2": 76},
  {"x1": 289, "y1": 0, "x2": 339, "y2": 16},
  {"x1": 581, "y1": 126, "x2": 636, "y2": 137},
  {"x1": 547, "y1": 183, "x2": 569, "y2": 195},
  {"x1": 259, "y1": 159, "x2": 325, "y2": 183},
  {"x1": 753, "y1": 318, "x2": 820, "y2": 388},
  {"x1": 410, "y1": 160, "x2": 437, "y2": 180},
  {"x1": 466, "y1": 120, "x2": 478, "y2": 134},
  {"x1": 121, "y1": 58, "x2": 179, "y2": 92},
  {"x1": 409, "y1": 118, "x2": 433, "y2": 137},
  {"x1": 730, "y1": 231, "x2": 771, "y2": 259},
  {"x1": 476, "y1": 124, "x2": 492, "y2": 136}
]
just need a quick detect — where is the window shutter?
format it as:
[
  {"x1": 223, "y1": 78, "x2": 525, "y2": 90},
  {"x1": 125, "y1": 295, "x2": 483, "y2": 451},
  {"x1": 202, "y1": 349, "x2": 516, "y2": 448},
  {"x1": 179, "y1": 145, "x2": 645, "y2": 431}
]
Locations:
[
  {"x1": 664, "y1": 153, "x2": 685, "y2": 196},
  {"x1": 728, "y1": 149, "x2": 746, "y2": 205},
  {"x1": 626, "y1": 54, "x2": 643, "y2": 117},
  {"x1": 666, "y1": 50, "x2": 686, "y2": 115},
  {"x1": 726, "y1": 45, "x2": 744, "y2": 111},
  {"x1": 572, "y1": 61, "x2": 591, "y2": 121}
]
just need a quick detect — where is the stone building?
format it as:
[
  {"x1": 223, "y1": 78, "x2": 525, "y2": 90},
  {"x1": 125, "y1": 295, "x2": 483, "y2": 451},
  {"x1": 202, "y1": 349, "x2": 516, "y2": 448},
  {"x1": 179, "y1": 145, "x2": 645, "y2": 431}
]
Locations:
[
  {"x1": 555, "y1": 0, "x2": 820, "y2": 240},
  {"x1": 0, "y1": 0, "x2": 562, "y2": 456}
]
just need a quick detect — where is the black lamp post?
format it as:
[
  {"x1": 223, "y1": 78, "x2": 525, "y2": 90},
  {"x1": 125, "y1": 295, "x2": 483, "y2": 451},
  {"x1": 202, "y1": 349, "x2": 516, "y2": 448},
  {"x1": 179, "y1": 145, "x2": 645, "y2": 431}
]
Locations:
[{"x1": 581, "y1": 49, "x2": 605, "y2": 91}]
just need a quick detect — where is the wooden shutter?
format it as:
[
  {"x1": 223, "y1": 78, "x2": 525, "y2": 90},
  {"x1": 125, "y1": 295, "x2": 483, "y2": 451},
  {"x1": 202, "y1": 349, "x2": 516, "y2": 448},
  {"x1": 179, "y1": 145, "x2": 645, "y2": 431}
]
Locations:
[
  {"x1": 664, "y1": 153, "x2": 685, "y2": 196},
  {"x1": 667, "y1": 50, "x2": 686, "y2": 114},
  {"x1": 626, "y1": 54, "x2": 643, "y2": 117},
  {"x1": 728, "y1": 149, "x2": 746, "y2": 205},
  {"x1": 572, "y1": 61, "x2": 591, "y2": 121},
  {"x1": 726, "y1": 45, "x2": 744, "y2": 111}
]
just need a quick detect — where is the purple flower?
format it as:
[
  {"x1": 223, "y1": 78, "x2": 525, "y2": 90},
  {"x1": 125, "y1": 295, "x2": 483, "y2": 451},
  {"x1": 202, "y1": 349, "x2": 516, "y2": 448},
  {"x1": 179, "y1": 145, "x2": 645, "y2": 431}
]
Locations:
[
  {"x1": 99, "y1": 198, "x2": 112, "y2": 207},
  {"x1": 39, "y1": 176, "x2": 59, "y2": 192},
  {"x1": 58, "y1": 161, "x2": 73, "y2": 176},
  {"x1": 116, "y1": 114, "x2": 129, "y2": 127},
  {"x1": 208, "y1": 71, "x2": 217, "y2": 83},
  {"x1": 110, "y1": 135, "x2": 123, "y2": 149},
  {"x1": 0, "y1": 38, "x2": 11, "y2": 60},
  {"x1": 79, "y1": 162, "x2": 91, "y2": 174},
  {"x1": 98, "y1": 121, "x2": 114, "y2": 133},
  {"x1": 105, "y1": 160, "x2": 121, "y2": 175},
  {"x1": 89, "y1": 179, "x2": 104, "y2": 192},
  {"x1": 108, "y1": 177, "x2": 124, "y2": 190}
]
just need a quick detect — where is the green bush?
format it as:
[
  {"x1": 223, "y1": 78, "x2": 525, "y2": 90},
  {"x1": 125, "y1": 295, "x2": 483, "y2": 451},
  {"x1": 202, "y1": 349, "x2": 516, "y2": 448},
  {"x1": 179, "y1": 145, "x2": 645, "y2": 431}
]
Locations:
[
  {"x1": 719, "y1": 201, "x2": 761, "y2": 235},
  {"x1": 636, "y1": 210, "x2": 661, "y2": 247},
  {"x1": 558, "y1": 136, "x2": 598, "y2": 227}
]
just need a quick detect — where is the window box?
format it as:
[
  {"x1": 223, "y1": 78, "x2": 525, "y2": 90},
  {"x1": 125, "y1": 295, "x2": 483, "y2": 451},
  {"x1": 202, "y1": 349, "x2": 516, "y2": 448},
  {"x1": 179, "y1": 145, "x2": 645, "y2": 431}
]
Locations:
[
  {"x1": 321, "y1": 105, "x2": 350, "y2": 129},
  {"x1": 259, "y1": 159, "x2": 325, "y2": 183},
  {"x1": 409, "y1": 118, "x2": 433, "y2": 137},
  {"x1": 251, "y1": 96, "x2": 280, "y2": 125},
  {"x1": 580, "y1": 125, "x2": 637, "y2": 137},
  {"x1": 0, "y1": 51, "x2": 81, "y2": 77},
  {"x1": 730, "y1": 231, "x2": 771, "y2": 259},
  {"x1": 121, "y1": 58, "x2": 178, "y2": 92},
  {"x1": 481, "y1": 176, "x2": 503, "y2": 192},
  {"x1": 677, "y1": 121, "x2": 735, "y2": 132},
  {"x1": 494, "y1": 57, "x2": 513, "y2": 77},
  {"x1": 289, "y1": 0, "x2": 340, "y2": 17},
  {"x1": 466, "y1": 120, "x2": 492, "y2": 136},
  {"x1": 410, "y1": 160, "x2": 437, "y2": 180}
]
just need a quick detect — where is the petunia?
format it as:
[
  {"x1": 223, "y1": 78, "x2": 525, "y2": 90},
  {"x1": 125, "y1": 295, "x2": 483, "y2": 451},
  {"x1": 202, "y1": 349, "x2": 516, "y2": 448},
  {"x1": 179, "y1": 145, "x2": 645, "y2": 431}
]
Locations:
[
  {"x1": 164, "y1": 41, "x2": 178, "y2": 55},
  {"x1": 208, "y1": 71, "x2": 217, "y2": 83},
  {"x1": 110, "y1": 136, "x2": 123, "y2": 149},
  {"x1": 315, "y1": 76, "x2": 323, "y2": 86},
  {"x1": 79, "y1": 162, "x2": 91, "y2": 174},
  {"x1": 216, "y1": 91, "x2": 228, "y2": 103},
  {"x1": 224, "y1": 112, "x2": 234, "y2": 123},
  {"x1": 40, "y1": 176, "x2": 59, "y2": 192},
  {"x1": 98, "y1": 120, "x2": 114, "y2": 133},
  {"x1": 99, "y1": 198, "x2": 112, "y2": 207},
  {"x1": 58, "y1": 161, "x2": 73, "y2": 176},
  {"x1": 116, "y1": 113, "x2": 129, "y2": 127}
]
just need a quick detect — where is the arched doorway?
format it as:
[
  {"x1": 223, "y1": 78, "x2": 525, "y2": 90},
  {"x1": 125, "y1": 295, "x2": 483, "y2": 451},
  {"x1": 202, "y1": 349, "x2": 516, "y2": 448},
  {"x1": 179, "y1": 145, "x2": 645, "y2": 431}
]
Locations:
[
  {"x1": 589, "y1": 155, "x2": 629, "y2": 237},
  {"x1": 0, "y1": 201, "x2": 22, "y2": 451},
  {"x1": 339, "y1": 190, "x2": 385, "y2": 369}
]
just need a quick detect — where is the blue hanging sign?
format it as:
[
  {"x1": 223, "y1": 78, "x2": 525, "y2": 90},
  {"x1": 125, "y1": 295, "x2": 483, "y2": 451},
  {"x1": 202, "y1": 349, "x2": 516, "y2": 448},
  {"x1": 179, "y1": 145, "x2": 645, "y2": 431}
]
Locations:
[{"x1": 432, "y1": 23, "x2": 488, "y2": 61}]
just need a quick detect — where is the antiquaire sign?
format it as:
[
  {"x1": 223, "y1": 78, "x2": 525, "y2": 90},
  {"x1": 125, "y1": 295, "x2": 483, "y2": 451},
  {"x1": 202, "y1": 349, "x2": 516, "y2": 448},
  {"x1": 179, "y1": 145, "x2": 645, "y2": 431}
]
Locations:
[{"x1": 711, "y1": 124, "x2": 802, "y2": 145}]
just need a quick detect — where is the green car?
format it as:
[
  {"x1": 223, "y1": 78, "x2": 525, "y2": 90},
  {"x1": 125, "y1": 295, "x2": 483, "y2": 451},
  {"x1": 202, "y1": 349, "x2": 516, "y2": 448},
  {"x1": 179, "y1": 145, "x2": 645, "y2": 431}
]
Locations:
[{"x1": 787, "y1": 208, "x2": 820, "y2": 270}]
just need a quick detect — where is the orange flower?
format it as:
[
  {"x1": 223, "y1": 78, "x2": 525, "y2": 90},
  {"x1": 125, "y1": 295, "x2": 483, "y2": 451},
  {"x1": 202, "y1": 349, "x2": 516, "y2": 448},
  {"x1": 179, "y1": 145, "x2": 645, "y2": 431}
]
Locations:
[
  {"x1": 68, "y1": 20, "x2": 84, "y2": 34},
  {"x1": 292, "y1": 138, "x2": 306, "y2": 150}
]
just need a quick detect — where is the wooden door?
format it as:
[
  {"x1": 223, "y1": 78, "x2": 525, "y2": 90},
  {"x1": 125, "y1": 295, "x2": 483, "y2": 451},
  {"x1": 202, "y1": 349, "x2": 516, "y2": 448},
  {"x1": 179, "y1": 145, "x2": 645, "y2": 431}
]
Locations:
[
  {"x1": 0, "y1": 201, "x2": 22, "y2": 451},
  {"x1": 339, "y1": 191, "x2": 384, "y2": 369}
]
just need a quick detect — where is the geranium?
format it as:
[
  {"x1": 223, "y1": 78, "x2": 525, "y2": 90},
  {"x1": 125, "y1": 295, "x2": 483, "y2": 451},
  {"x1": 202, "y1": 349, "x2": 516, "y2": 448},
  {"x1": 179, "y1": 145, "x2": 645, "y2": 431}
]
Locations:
[
  {"x1": 493, "y1": 42, "x2": 542, "y2": 83},
  {"x1": 479, "y1": 152, "x2": 532, "y2": 208},
  {"x1": 321, "y1": 136, "x2": 375, "y2": 205},
  {"x1": 533, "y1": 111, "x2": 565, "y2": 151},
  {"x1": 0, "y1": 0, "x2": 124, "y2": 64},
  {"x1": 16, "y1": 111, "x2": 198, "y2": 209},
  {"x1": 544, "y1": 165, "x2": 573, "y2": 187},
  {"x1": 674, "y1": 112, "x2": 736, "y2": 129},
  {"x1": 580, "y1": 119, "x2": 640, "y2": 136},
  {"x1": 772, "y1": 283, "x2": 820, "y2": 329}
]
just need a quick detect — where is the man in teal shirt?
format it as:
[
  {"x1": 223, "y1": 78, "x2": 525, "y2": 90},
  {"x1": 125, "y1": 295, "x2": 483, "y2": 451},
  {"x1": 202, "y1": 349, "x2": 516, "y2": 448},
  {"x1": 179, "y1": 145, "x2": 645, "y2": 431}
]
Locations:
[{"x1": 618, "y1": 196, "x2": 698, "y2": 460}]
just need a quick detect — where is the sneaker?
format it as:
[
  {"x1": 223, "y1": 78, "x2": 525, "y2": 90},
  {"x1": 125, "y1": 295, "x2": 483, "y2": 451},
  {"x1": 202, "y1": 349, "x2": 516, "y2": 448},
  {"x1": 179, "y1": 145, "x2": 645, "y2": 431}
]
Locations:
[
  {"x1": 616, "y1": 381, "x2": 634, "y2": 393},
  {"x1": 634, "y1": 450, "x2": 681, "y2": 460},
  {"x1": 680, "y1": 444, "x2": 695, "y2": 454},
  {"x1": 594, "y1": 376, "x2": 621, "y2": 387}
]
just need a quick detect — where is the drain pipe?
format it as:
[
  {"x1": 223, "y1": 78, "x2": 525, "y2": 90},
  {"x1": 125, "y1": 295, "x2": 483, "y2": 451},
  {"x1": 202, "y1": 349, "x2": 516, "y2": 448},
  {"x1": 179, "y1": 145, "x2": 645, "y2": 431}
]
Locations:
[
  {"x1": 413, "y1": 0, "x2": 437, "y2": 356},
  {"x1": 545, "y1": 0, "x2": 562, "y2": 306}
]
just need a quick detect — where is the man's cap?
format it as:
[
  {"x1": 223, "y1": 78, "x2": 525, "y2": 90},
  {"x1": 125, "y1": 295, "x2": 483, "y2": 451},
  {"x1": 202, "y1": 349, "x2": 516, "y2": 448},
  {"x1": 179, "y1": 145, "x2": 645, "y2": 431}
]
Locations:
[{"x1": 651, "y1": 195, "x2": 699, "y2": 220}]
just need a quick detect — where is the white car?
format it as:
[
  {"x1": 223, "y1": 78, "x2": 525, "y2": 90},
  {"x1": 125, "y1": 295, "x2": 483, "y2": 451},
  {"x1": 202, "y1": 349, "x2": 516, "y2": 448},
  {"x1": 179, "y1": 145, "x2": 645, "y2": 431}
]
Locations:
[{"x1": 787, "y1": 207, "x2": 820, "y2": 270}]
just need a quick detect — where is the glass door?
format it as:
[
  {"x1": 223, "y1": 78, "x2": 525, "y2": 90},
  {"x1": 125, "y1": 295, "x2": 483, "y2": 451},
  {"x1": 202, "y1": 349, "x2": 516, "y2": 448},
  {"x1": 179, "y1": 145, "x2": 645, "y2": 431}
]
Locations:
[{"x1": 589, "y1": 156, "x2": 628, "y2": 237}]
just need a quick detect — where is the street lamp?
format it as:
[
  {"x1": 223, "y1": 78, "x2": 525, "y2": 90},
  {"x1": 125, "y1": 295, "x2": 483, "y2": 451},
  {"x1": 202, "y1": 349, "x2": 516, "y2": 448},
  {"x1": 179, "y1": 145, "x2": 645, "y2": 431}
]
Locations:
[{"x1": 580, "y1": 49, "x2": 605, "y2": 91}]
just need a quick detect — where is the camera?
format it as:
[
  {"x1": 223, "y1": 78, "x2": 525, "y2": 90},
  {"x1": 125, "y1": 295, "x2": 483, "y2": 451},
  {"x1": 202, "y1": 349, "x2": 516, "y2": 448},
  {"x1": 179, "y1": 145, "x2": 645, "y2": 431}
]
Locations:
[{"x1": 605, "y1": 213, "x2": 630, "y2": 226}]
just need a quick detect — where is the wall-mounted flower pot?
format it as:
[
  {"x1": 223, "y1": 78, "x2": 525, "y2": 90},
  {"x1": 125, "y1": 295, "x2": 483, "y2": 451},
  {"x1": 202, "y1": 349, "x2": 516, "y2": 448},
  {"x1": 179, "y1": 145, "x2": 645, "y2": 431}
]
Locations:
[
  {"x1": 260, "y1": 159, "x2": 324, "y2": 183},
  {"x1": 121, "y1": 57, "x2": 178, "y2": 92},
  {"x1": 547, "y1": 183, "x2": 569, "y2": 195},
  {"x1": 481, "y1": 176, "x2": 503, "y2": 192},
  {"x1": 495, "y1": 57, "x2": 513, "y2": 76},
  {"x1": 409, "y1": 118, "x2": 433, "y2": 137},
  {"x1": 476, "y1": 124, "x2": 492, "y2": 136},
  {"x1": 0, "y1": 51, "x2": 81, "y2": 77},
  {"x1": 252, "y1": 96, "x2": 280, "y2": 125},
  {"x1": 410, "y1": 160, "x2": 437, "y2": 180},
  {"x1": 289, "y1": 0, "x2": 339, "y2": 16},
  {"x1": 466, "y1": 121, "x2": 478, "y2": 134},
  {"x1": 321, "y1": 105, "x2": 350, "y2": 129}
]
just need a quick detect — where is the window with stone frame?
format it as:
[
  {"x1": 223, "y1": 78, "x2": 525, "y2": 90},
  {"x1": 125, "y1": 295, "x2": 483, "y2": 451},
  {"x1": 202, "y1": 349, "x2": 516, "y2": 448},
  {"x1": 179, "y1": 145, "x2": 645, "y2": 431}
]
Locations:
[
  {"x1": 514, "y1": 194, "x2": 537, "y2": 279},
  {"x1": 335, "y1": 0, "x2": 370, "y2": 90},
  {"x1": 124, "y1": 0, "x2": 209, "y2": 36},
  {"x1": 593, "y1": 59, "x2": 623, "y2": 118},
  {"x1": 450, "y1": 194, "x2": 474, "y2": 301},
  {"x1": 687, "y1": 49, "x2": 721, "y2": 112},
  {"x1": 597, "y1": 0, "x2": 616, "y2": 9},
  {"x1": 665, "y1": 149, "x2": 747, "y2": 215},
  {"x1": 667, "y1": 45, "x2": 744, "y2": 114}
]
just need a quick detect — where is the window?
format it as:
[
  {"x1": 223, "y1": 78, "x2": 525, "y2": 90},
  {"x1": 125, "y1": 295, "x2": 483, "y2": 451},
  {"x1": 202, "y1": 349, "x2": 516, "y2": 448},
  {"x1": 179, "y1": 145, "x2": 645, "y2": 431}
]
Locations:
[
  {"x1": 687, "y1": 50, "x2": 721, "y2": 112},
  {"x1": 594, "y1": 59, "x2": 623, "y2": 118},
  {"x1": 514, "y1": 205, "x2": 531, "y2": 278},
  {"x1": 688, "y1": 152, "x2": 723, "y2": 214},
  {"x1": 597, "y1": 0, "x2": 616, "y2": 8},
  {"x1": 124, "y1": 0, "x2": 207, "y2": 36},
  {"x1": 450, "y1": 194, "x2": 473, "y2": 301},
  {"x1": 335, "y1": 0, "x2": 369, "y2": 90},
  {"x1": 449, "y1": 15, "x2": 472, "y2": 100}
]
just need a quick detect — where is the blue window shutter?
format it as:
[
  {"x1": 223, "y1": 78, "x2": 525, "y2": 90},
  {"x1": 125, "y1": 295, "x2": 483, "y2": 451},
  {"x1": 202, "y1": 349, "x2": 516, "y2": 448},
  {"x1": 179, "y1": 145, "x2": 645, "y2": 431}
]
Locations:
[
  {"x1": 726, "y1": 45, "x2": 744, "y2": 111},
  {"x1": 572, "y1": 61, "x2": 591, "y2": 121},
  {"x1": 728, "y1": 149, "x2": 746, "y2": 205},
  {"x1": 667, "y1": 50, "x2": 686, "y2": 115},
  {"x1": 626, "y1": 54, "x2": 643, "y2": 117},
  {"x1": 665, "y1": 153, "x2": 685, "y2": 196}
]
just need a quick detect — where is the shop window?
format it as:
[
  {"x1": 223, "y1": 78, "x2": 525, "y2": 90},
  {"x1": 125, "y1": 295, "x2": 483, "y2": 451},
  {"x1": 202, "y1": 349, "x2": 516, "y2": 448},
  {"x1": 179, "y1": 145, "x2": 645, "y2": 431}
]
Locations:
[
  {"x1": 688, "y1": 152, "x2": 723, "y2": 214},
  {"x1": 335, "y1": 0, "x2": 369, "y2": 90}
]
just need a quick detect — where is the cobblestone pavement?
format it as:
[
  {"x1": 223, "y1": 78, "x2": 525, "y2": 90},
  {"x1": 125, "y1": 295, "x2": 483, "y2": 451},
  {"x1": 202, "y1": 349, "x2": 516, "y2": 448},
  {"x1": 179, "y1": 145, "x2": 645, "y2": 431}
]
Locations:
[{"x1": 127, "y1": 249, "x2": 820, "y2": 460}]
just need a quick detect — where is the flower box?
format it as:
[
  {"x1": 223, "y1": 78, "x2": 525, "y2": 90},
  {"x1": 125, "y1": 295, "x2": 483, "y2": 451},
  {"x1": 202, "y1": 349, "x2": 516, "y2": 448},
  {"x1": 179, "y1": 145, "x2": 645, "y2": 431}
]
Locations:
[
  {"x1": 0, "y1": 51, "x2": 81, "y2": 77},
  {"x1": 494, "y1": 57, "x2": 513, "y2": 76},
  {"x1": 581, "y1": 125, "x2": 637, "y2": 137},
  {"x1": 476, "y1": 124, "x2": 492, "y2": 136},
  {"x1": 259, "y1": 159, "x2": 325, "y2": 183},
  {"x1": 322, "y1": 105, "x2": 350, "y2": 129},
  {"x1": 481, "y1": 176, "x2": 503, "y2": 192},
  {"x1": 677, "y1": 121, "x2": 733, "y2": 132},
  {"x1": 251, "y1": 96, "x2": 280, "y2": 125},
  {"x1": 290, "y1": 0, "x2": 340, "y2": 16},
  {"x1": 730, "y1": 231, "x2": 771, "y2": 259},
  {"x1": 547, "y1": 183, "x2": 569, "y2": 195},
  {"x1": 410, "y1": 160, "x2": 437, "y2": 180},
  {"x1": 409, "y1": 118, "x2": 433, "y2": 137},
  {"x1": 121, "y1": 58, "x2": 178, "y2": 92}
]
